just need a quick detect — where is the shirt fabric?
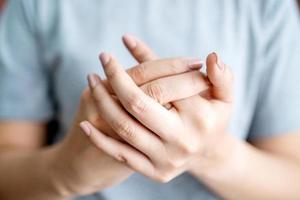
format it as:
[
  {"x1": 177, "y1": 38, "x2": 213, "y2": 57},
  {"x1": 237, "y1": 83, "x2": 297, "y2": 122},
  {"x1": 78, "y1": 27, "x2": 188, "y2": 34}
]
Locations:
[{"x1": 1, "y1": 0, "x2": 300, "y2": 199}]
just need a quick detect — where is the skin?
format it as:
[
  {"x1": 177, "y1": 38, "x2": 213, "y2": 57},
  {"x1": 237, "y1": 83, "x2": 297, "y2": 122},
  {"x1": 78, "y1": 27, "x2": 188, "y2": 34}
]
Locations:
[
  {"x1": 0, "y1": 36, "x2": 207, "y2": 199},
  {"x1": 82, "y1": 50, "x2": 233, "y2": 182},
  {"x1": 84, "y1": 35, "x2": 300, "y2": 199},
  {"x1": 0, "y1": 35, "x2": 299, "y2": 199}
]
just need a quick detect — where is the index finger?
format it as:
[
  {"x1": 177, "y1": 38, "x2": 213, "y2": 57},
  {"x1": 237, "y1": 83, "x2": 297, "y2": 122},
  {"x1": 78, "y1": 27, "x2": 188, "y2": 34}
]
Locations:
[
  {"x1": 100, "y1": 53, "x2": 181, "y2": 140},
  {"x1": 102, "y1": 57, "x2": 203, "y2": 93}
]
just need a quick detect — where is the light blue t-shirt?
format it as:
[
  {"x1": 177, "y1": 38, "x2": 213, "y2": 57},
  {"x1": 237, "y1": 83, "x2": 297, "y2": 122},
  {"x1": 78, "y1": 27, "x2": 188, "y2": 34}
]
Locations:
[{"x1": 1, "y1": 0, "x2": 300, "y2": 199}]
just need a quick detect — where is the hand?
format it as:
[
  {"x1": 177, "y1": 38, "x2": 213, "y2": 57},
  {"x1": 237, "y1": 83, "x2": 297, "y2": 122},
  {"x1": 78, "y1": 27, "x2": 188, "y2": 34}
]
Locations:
[
  {"x1": 49, "y1": 88, "x2": 132, "y2": 197},
  {"x1": 82, "y1": 39, "x2": 234, "y2": 182},
  {"x1": 49, "y1": 40, "x2": 208, "y2": 197}
]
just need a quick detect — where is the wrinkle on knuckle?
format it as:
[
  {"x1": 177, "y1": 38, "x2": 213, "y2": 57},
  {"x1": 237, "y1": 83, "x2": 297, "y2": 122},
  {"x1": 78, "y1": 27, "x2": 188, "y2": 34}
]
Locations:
[
  {"x1": 168, "y1": 59, "x2": 182, "y2": 73},
  {"x1": 125, "y1": 93, "x2": 149, "y2": 114},
  {"x1": 113, "y1": 119, "x2": 136, "y2": 141},
  {"x1": 131, "y1": 63, "x2": 147, "y2": 83},
  {"x1": 145, "y1": 82, "x2": 165, "y2": 104}
]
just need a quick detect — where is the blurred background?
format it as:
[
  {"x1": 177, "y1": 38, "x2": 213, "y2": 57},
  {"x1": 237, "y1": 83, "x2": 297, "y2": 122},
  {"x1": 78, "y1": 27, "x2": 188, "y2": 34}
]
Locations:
[
  {"x1": 0, "y1": 0, "x2": 299, "y2": 22},
  {"x1": 0, "y1": 0, "x2": 299, "y2": 143},
  {"x1": 1, "y1": 0, "x2": 299, "y2": 16},
  {"x1": 0, "y1": 0, "x2": 5, "y2": 12}
]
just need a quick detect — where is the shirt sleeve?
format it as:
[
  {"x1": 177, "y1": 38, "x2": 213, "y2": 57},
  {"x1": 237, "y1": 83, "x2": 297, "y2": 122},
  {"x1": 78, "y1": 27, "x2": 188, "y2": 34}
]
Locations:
[
  {"x1": 0, "y1": 0, "x2": 54, "y2": 122},
  {"x1": 248, "y1": 0, "x2": 300, "y2": 139}
]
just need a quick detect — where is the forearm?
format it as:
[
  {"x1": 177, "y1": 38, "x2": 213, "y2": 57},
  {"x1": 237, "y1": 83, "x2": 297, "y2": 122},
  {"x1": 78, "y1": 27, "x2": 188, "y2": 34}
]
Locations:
[
  {"x1": 190, "y1": 134, "x2": 300, "y2": 200},
  {"x1": 0, "y1": 146, "x2": 66, "y2": 200}
]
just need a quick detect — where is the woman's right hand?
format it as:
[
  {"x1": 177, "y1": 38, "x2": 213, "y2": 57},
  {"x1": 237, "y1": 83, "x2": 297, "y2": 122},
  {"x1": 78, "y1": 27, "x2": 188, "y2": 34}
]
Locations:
[{"x1": 48, "y1": 37, "x2": 208, "y2": 198}]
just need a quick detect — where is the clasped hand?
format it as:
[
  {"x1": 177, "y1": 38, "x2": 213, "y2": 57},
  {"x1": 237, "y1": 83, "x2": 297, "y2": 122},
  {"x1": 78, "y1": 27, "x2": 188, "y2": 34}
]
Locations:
[{"x1": 80, "y1": 35, "x2": 234, "y2": 183}]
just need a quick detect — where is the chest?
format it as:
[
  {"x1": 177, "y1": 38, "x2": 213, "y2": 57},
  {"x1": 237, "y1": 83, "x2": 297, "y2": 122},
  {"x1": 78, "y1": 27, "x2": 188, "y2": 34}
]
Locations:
[{"x1": 45, "y1": 1, "x2": 257, "y2": 139}]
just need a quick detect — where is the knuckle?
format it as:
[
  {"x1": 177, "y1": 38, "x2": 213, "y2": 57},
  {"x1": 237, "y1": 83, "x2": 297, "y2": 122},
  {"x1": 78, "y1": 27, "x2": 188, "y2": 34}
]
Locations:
[
  {"x1": 145, "y1": 82, "x2": 165, "y2": 104},
  {"x1": 125, "y1": 93, "x2": 149, "y2": 114},
  {"x1": 181, "y1": 141, "x2": 199, "y2": 154},
  {"x1": 113, "y1": 119, "x2": 136, "y2": 141},
  {"x1": 131, "y1": 63, "x2": 147, "y2": 83},
  {"x1": 168, "y1": 59, "x2": 182, "y2": 73}
]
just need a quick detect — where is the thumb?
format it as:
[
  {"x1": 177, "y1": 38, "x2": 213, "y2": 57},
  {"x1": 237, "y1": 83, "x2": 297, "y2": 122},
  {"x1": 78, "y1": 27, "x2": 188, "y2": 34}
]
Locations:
[{"x1": 206, "y1": 52, "x2": 234, "y2": 102}]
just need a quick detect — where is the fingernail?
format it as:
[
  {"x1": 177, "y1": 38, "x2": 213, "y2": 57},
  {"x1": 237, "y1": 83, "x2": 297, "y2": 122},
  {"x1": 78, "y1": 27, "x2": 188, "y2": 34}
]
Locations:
[
  {"x1": 123, "y1": 34, "x2": 137, "y2": 49},
  {"x1": 212, "y1": 52, "x2": 225, "y2": 71},
  {"x1": 87, "y1": 74, "x2": 100, "y2": 88},
  {"x1": 187, "y1": 58, "x2": 204, "y2": 70},
  {"x1": 99, "y1": 52, "x2": 111, "y2": 65},
  {"x1": 80, "y1": 121, "x2": 91, "y2": 136}
]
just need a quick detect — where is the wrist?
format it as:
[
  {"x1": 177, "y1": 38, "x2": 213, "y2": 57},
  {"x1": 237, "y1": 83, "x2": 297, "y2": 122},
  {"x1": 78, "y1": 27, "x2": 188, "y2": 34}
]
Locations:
[
  {"x1": 188, "y1": 133, "x2": 243, "y2": 180},
  {"x1": 47, "y1": 142, "x2": 76, "y2": 199}
]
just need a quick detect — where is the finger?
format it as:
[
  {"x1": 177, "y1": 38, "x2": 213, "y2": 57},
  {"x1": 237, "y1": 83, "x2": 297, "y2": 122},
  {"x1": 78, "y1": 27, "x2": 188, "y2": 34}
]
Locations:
[
  {"x1": 122, "y1": 37, "x2": 175, "y2": 109},
  {"x1": 79, "y1": 121, "x2": 155, "y2": 178},
  {"x1": 87, "y1": 74, "x2": 164, "y2": 160},
  {"x1": 140, "y1": 70, "x2": 209, "y2": 105},
  {"x1": 173, "y1": 94, "x2": 209, "y2": 114},
  {"x1": 102, "y1": 57, "x2": 203, "y2": 93},
  {"x1": 100, "y1": 53, "x2": 180, "y2": 140},
  {"x1": 122, "y1": 34, "x2": 158, "y2": 62},
  {"x1": 206, "y1": 52, "x2": 234, "y2": 103}
]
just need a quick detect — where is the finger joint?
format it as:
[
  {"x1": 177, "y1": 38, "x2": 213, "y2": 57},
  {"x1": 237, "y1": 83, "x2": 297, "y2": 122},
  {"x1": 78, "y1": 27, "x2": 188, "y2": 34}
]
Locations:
[
  {"x1": 145, "y1": 83, "x2": 165, "y2": 104},
  {"x1": 112, "y1": 119, "x2": 136, "y2": 142},
  {"x1": 125, "y1": 93, "x2": 149, "y2": 114}
]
